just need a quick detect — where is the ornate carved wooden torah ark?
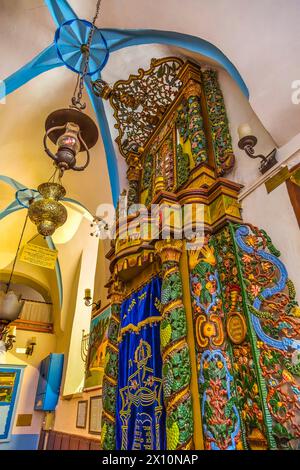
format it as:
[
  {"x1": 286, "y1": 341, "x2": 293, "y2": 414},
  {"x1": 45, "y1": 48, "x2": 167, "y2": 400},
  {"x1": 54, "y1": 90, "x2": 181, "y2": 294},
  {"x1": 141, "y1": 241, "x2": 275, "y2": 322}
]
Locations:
[{"x1": 94, "y1": 58, "x2": 300, "y2": 451}]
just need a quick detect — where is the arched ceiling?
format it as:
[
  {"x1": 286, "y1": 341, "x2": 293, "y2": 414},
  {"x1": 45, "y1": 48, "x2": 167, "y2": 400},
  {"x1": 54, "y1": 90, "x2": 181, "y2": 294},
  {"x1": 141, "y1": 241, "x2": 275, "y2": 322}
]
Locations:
[{"x1": 1, "y1": 0, "x2": 300, "y2": 148}]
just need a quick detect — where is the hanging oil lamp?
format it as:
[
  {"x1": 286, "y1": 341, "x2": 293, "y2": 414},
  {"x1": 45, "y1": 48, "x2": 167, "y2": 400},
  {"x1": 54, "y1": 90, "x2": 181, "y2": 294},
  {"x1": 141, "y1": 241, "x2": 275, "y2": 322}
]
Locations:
[
  {"x1": 43, "y1": 107, "x2": 98, "y2": 174},
  {"x1": 42, "y1": 0, "x2": 99, "y2": 175},
  {"x1": 28, "y1": 182, "x2": 68, "y2": 237},
  {"x1": 28, "y1": 2, "x2": 100, "y2": 238}
]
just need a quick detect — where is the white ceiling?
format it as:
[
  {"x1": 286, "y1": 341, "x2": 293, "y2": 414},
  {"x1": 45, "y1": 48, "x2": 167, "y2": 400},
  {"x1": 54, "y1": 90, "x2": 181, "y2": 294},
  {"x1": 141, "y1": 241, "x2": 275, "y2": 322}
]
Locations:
[{"x1": 1, "y1": 0, "x2": 300, "y2": 148}]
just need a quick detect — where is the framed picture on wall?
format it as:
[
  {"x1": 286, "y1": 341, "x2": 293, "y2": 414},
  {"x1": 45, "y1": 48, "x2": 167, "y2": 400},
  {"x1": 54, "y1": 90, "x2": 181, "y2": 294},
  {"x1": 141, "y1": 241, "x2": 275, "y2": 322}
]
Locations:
[
  {"x1": 89, "y1": 396, "x2": 102, "y2": 435},
  {"x1": 0, "y1": 366, "x2": 25, "y2": 442},
  {"x1": 84, "y1": 304, "x2": 111, "y2": 390},
  {"x1": 76, "y1": 400, "x2": 88, "y2": 429}
]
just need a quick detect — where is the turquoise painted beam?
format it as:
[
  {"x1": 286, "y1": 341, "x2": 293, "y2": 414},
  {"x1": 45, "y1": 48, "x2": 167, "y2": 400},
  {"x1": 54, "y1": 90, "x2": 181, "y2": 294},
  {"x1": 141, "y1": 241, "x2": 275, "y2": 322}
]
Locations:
[
  {"x1": 0, "y1": 44, "x2": 63, "y2": 101},
  {"x1": 44, "y1": 0, "x2": 78, "y2": 27},
  {"x1": 0, "y1": 201, "x2": 22, "y2": 221},
  {"x1": 85, "y1": 77, "x2": 120, "y2": 207}
]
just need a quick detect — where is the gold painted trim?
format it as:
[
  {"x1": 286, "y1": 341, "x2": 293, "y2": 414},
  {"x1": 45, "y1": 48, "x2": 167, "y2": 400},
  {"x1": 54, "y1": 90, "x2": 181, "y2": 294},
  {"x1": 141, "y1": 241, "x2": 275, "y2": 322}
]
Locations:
[
  {"x1": 104, "y1": 375, "x2": 117, "y2": 386},
  {"x1": 162, "y1": 338, "x2": 186, "y2": 361},
  {"x1": 179, "y1": 437, "x2": 194, "y2": 450},
  {"x1": 111, "y1": 313, "x2": 120, "y2": 324},
  {"x1": 107, "y1": 341, "x2": 118, "y2": 353},
  {"x1": 118, "y1": 316, "x2": 162, "y2": 340},
  {"x1": 102, "y1": 410, "x2": 115, "y2": 423},
  {"x1": 162, "y1": 299, "x2": 182, "y2": 315},
  {"x1": 164, "y1": 266, "x2": 179, "y2": 278},
  {"x1": 180, "y1": 242, "x2": 204, "y2": 450},
  {"x1": 166, "y1": 386, "x2": 189, "y2": 411}
]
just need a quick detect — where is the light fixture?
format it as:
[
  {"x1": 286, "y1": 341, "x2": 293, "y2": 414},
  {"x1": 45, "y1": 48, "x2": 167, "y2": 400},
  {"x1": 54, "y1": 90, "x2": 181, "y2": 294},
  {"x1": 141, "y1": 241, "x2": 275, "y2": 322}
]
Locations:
[
  {"x1": 28, "y1": 181, "x2": 67, "y2": 237},
  {"x1": 28, "y1": 1, "x2": 101, "y2": 240},
  {"x1": 43, "y1": 1, "x2": 100, "y2": 177},
  {"x1": 90, "y1": 216, "x2": 109, "y2": 237},
  {"x1": 84, "y1": 288, "x2": 101, "y2": 310},
  {"x1": 43, "y1": 108, "x2": 98, "y2": 174},
  {"x1": 25, "y1": 336, "x2": 37, "y2": 356},
  {"x1": 238, "y1": 123, "x2": 277, "y2": 174},
  {"x1": 0, "y1": 214, "x2": 29, "y2": 347}
]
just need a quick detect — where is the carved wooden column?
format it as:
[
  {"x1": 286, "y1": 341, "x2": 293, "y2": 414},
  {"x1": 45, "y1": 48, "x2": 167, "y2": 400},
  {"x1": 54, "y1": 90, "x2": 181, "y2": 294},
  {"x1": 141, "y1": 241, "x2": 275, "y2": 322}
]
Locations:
[
  {"x1": 155, "y1": 240, "x2": 194, "y2": 450},
  {"x1": 126, "y1": 152, "x2": 142, "y2": 209},
  {"x1": 176, "y1": 61, "x2": 210, "y2": 168},
  {"x1": 100, "y1": 276, "x2": 123, "y2": 450}
]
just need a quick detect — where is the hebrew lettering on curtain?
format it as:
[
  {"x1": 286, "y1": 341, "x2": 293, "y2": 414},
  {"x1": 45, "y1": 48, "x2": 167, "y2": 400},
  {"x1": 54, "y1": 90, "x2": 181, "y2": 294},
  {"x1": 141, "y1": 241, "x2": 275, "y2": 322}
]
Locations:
[{"x1": 116, "y1": 276, "x2": 166, "y2": 450}]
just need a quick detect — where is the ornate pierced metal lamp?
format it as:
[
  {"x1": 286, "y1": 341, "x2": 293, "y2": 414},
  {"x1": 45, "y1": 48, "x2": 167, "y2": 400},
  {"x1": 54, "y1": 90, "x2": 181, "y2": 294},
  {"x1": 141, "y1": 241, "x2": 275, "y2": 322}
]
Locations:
[{"x1": 28, "y1": 182, "x2": 67, "y2": 237}]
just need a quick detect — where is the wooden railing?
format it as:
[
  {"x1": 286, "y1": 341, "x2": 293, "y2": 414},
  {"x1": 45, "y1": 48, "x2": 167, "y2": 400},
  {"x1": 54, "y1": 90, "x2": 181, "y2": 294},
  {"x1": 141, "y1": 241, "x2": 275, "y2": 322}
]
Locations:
[
  {"x1": 13, "y1": 299, "x2": 53, "y2": 333},
  {"x1": 39, "y1": 430, "x2": 100, "y2": 450}
]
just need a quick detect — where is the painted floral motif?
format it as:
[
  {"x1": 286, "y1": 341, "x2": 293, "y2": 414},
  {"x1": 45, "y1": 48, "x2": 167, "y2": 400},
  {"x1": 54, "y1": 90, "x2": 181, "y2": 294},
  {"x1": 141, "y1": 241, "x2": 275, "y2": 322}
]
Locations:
[
  {"x1": 187, "y1": 96, "x2": 208, "y2": 165},
  {"x1": 101, "y1": 303, "x2": 121, "y2": 450},
  {"x1": 176, "y1": 144, "x2": 190, "y2": 188},
  {"x1": 202, "y1": 69, "x2": 235, "y2": 176},
  {"x1": 199, "y1": 350, "x2": 241, "y2": 450},
  {"x1": 235, "y1": 223, "x2": 300, "y2": 449},
  {"x1": 176, "y1": 96, "x2": 208, "y2": 167},
  {"x1": 158, "y1": 250, "x2": 193, "y2": 450},
  {"x1": 160, "y1": 135, "x2": 175, "y2": 191},
  {"x1": 189, "y1": 237, "x2": 242, "y2": 450},
  {"x1": 212, "y1": 226, "x2": 268, "y2": 449}
]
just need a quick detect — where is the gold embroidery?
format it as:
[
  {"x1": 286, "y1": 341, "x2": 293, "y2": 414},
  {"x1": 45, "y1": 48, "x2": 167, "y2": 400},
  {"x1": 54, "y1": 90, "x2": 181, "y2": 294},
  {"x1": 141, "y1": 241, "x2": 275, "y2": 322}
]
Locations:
[
  {"x1": 118, "y1": 316, "x2": 162, "y2": 341},
  {"x1": 119, "y1": 339, "x2": 164, "y2": 450}
]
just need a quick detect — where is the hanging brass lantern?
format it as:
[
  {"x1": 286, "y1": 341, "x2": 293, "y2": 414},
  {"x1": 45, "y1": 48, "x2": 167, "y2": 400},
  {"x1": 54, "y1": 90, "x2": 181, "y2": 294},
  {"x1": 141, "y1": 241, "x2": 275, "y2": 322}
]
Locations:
[
  {"x1": 28, "y1": 182, "x2": 67, "y2": 236},
  {"x1": 43, "y1": 108, "x2": 99, "y2": 174}
]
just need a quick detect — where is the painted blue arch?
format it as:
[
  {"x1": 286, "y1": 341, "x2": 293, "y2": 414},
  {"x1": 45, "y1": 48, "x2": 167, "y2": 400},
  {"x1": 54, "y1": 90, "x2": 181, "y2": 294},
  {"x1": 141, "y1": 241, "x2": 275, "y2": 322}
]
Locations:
[{"x1": 100, "y1": 28, "x2": 249, "y2": 98}]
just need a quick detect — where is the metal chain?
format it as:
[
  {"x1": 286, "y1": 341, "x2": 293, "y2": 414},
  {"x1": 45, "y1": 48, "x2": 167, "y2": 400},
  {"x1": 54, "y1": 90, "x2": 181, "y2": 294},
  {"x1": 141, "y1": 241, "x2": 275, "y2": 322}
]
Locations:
[
  {"x1": 71, "y1": 0, "x2": 102, "y2": 110},
  {"x1": 6, "y1": 211, "x2": 30, "y2": 293}
]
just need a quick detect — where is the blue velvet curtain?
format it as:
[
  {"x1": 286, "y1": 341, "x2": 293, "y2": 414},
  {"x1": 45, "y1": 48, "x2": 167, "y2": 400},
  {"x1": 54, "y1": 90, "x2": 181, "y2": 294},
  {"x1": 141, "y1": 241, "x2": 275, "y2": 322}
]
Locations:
[{"x1": 116, "y1": 276, "x2": 166, "y2": 450}]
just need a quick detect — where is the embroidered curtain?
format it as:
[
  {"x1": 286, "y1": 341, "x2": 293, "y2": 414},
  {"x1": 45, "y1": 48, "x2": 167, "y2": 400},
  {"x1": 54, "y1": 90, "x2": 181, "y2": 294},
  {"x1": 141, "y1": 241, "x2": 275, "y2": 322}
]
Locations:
[{"x1": 116, "y1": 276, "x2": 166, "y2": 450}]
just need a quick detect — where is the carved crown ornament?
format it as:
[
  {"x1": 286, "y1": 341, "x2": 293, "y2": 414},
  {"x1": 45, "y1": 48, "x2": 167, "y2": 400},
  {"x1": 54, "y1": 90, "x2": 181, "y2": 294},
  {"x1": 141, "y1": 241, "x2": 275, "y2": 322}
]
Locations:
[
  {"x1": 92, "y1": 57, "x2": 184, "y2": 159},
  {"x1": 92, "y1": 57, "x2": 236, "y2": 180}
]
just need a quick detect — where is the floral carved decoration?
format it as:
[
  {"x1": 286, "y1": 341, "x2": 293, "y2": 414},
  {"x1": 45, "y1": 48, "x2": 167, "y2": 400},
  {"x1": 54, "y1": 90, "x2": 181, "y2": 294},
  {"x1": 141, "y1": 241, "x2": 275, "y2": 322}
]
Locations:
[
  {"x1": 235, "y1": 223, "x2": 300, "y2": 449},
  {"x1": 95, "y1": 57, "x2": 184, "y2": 159}
]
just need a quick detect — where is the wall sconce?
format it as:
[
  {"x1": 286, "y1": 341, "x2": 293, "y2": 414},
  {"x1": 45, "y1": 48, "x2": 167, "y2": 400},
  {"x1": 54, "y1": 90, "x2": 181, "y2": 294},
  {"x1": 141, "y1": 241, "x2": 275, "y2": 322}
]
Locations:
[
  {"x1": 84, "y1": 289, "x2": 101, "y2": 310},
  {"x1": 238, "y1": 124, "x2": 277, "y2": 174},
  {"x1": 25, "y1": 337, "x2": 37, "y2": 356}
]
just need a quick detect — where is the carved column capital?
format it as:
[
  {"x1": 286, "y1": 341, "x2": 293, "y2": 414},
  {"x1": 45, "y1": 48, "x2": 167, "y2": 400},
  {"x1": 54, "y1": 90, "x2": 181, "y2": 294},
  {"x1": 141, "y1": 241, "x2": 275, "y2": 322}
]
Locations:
[
  {"x1": 126, "y1": 152, "x2": 142, "y2": 181},
  {"x1": 184, "y1": 79, "x2": 202, "y2": 100},
  {"x1": 108, "y1": 276, "x2": 125, "y2": 305},
  {"x1": 155, "y1": 239, "x2": 183, "y2": 264}
]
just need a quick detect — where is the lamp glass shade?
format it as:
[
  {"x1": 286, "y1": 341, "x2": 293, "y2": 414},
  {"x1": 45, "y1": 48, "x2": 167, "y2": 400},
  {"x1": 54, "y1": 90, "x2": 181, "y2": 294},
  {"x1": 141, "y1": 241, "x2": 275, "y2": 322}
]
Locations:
[
  {"x1": 0, "y1": 290, "x2": 24, "y2": 321},
  {"x1": 84, "y1": 288, "x2": 91, "y2": 299},
  {"x1": 238, "y1": 123, "x2": 253, "y2": 140}
]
